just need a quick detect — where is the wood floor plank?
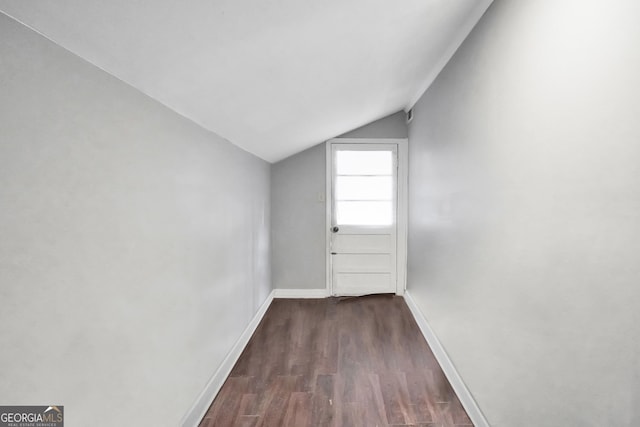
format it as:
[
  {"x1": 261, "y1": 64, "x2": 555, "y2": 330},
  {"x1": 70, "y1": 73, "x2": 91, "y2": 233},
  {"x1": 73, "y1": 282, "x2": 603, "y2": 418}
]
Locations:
[
  {"x1": 405, "y1": 370, "x2": 439, "y2": 424},
  {"x1": 358, "y1": 373, "x2": 388, "y2": 426},
  {"x1": 198, "y1": 295, "x2": 474, "y2": 427},
  {"x1": 239, "y1": 393, "x2": 259, "y2": 416},
  {"x1": 255, "y1": 375, "x2": 303, "y2": 427},
  {"x1": 310, "y1": 374, "x2": 335, "y2": 426},
  {"x1": 235, "y1": 416, "x2": 259, "y2": 427},
  {"x1": 201, "y1": 376, "x2": 250, "y2": 425},
  {"x1": 378, "y1": 371, "x2": 417, "y2": 425},
  {"x1": 283, "y1": 391, "x2": 312, "y2": 427},
  {"x1": 340, "y1": 401, "x2": 365, "y2": 427}
]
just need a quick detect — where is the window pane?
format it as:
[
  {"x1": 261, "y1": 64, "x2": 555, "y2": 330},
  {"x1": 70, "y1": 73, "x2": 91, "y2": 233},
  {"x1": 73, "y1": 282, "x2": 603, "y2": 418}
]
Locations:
[
  {"x1": 336, "y1": 151, "x2": 392, "y2": 175},
  {"x1": 336, "y1": 201, "x2": 393, "y2": 225},
  {"x1": 336, "y1": 176, "x2": 392, "y2": 201}
]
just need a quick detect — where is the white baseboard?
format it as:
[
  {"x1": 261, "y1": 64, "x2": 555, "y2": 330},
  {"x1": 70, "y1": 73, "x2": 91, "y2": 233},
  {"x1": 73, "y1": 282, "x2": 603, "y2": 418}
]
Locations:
[
  {"x1": 180, "y1": 289, "x2": 275, "y2": 427},
  {"x1": 403, "y1": 291, "x2": 490, "y2": 427},
  {"x1": 273, "y1": 288, "x2": 329, "y2": 298}
]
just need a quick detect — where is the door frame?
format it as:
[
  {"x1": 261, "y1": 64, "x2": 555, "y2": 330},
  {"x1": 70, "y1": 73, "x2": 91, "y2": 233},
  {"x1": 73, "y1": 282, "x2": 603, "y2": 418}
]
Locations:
[{"x1": 325, "y1": 138, "x2": 408, "y2": 296}]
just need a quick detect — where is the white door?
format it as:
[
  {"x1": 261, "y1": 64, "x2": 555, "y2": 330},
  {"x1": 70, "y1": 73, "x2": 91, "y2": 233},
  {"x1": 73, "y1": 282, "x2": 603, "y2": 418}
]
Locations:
[{"x1": 328, "y1": 143, "x2": 399, "y2": 296}]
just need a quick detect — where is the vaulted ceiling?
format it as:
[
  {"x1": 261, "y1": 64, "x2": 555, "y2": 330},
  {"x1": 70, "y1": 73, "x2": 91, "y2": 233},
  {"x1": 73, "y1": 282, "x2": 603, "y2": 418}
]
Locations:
[{"x1": 0, "y1": 0, "x2": 492, "y2": 162}]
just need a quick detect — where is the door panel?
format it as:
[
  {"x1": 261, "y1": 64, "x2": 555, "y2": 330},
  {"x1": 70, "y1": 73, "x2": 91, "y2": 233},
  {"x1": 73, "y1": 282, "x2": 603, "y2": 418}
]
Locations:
[
  {"x1": 334, "y1": 273, "x2": 392, "y2": 293},
  {"x1": 332, "y1": 254, "x2": 391, "y2": 272},
  {"x1": 332, "y1": 234, "x2": 392, "y2": 253}
]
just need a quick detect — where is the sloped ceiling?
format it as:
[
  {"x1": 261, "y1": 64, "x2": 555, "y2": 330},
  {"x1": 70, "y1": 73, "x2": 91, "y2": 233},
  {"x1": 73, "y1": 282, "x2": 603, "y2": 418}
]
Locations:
[{"x1": 0, "y1": 0, "x2": 492, "y2": 162}]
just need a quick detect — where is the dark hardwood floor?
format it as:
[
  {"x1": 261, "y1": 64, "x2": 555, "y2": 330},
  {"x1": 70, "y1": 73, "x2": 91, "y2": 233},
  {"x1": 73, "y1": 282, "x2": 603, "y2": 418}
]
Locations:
[{"x1": 199, "y1": 295, "x2": 473, "y2": 427}]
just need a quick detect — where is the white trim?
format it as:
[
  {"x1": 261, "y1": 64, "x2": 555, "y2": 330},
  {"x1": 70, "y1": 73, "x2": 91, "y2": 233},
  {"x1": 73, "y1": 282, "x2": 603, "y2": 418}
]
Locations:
[
  {"x1": 180, "y1": 290, "x2": 276, "y2": 427},
  {"x1": 325, "y1": 138, "x2": 409, "y2": 297},
  {"x1": 403, "y1": 291, "x2": 490, "y2": 427},
  {"x1": 406, "y1": 0, "x2": 493, "y2": 110},
  {"x1": 395, "y1": 139, "x2": 409, "y2": 296},
  {"x1": 273, "y1": 288, "x2": 329, "y2": 298},
  {"x1": 325, "y1": 142, "x2": 333, "y2": 295}
]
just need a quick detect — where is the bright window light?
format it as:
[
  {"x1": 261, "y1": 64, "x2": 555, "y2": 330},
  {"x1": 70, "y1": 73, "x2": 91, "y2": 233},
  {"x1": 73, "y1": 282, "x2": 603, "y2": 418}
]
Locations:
[
  {"x1": 335, "y1": 150, "x2": 394, "y2": 226},
  {"x1": 335, "y1": 176, "x2": 392, "y2": 201},
  {"x1": 336, "y1": 151, "x2": 392, "y2": 176}
]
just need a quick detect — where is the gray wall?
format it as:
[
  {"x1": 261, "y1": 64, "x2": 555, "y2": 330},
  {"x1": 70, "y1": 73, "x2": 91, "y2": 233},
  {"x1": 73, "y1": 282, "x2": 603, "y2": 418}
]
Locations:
[
  {"x1": 0, "y1": 14, "x2": 271, "y2": 426},
  {"x1": 271, "y1": 144, "x2": 326, "y2": 290},
  {"x1": 339, "y1": 111, "x2": 408, "y2": 139},
  {"x1": 407, "y1": 1, "x2": 640, "y2": 426},
  {"x1": 271, "y1": 111, "x2": 407, "y2": 289}
]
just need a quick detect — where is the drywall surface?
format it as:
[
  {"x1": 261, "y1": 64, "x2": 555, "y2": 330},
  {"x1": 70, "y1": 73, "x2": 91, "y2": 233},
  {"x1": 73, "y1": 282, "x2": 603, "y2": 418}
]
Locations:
[
  {"x1": 271, "y1": 143, "x2": 326, "y2": 289},
  {"x1": 271, "y1": 112, "x2": 407, "y2": 290},
  {"x1": 407, "y1": 1, "x2": 640, "y2": 426},
  {"x1": 0, "y1": 14, "x2": 270, "y2": 426},
  {"x1": 339, "y1": 111, "x2": 408, "y2": 139}
]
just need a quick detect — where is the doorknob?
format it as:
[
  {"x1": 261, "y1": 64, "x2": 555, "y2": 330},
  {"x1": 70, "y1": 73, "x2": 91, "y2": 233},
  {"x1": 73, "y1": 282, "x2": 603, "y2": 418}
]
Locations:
[{"x1": 332, "y1": 226, "x2": 339, "y2": 233}]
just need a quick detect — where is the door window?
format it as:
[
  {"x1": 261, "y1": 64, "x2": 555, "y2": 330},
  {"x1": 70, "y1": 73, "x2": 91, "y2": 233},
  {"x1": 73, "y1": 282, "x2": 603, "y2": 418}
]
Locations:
[{"x1": 334, "y1": 150, "x2": 394, "y2": 226}]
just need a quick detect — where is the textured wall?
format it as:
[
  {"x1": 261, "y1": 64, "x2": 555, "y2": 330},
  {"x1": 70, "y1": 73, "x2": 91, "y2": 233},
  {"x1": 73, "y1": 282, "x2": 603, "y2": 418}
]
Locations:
[
  {"x1": 0, "y1": 14, "x2": 270, "y2": 426},
  {"x1": 407, "y1": 1, "x2": 640, "y2": 426}
]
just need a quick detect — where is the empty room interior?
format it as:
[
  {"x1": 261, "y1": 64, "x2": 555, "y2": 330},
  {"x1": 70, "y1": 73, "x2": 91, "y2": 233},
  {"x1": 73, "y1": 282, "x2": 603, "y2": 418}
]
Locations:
[{"x1": 1, "y1": 0, "x2": 639, "y2": 426}]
